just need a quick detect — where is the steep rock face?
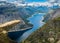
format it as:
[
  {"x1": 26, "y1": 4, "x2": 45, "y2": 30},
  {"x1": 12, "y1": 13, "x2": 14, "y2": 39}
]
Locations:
[
  {"x1": 0, "y1": 1, "x2": 33, "y2": 43},
  {"x1": 21, "y1": 9, "x2": 60, "y2": 43},
  {"x1": 0, "y1": 1, "x2": 33, "y2": 31},
  {"x1": 43, "y1": 8, "x2": 60, "y2": 22}
]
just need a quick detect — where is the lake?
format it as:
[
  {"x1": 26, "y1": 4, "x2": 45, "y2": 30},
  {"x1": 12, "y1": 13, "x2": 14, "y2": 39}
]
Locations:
[{"x1": 17, "y1": 13, "x2": 45, "y2": 42}]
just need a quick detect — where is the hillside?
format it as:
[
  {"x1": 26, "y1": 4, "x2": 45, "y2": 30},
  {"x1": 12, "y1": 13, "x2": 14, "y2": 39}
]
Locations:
[
  {"x1": 0, "y1": 1, "x2": 33, "y2": 43},
  {"x1": 0, "y1": 1, "x2": 33, "y2": 31},
  {"x1": 21, "y1": 9, "x2": 60, "y2": 43}
]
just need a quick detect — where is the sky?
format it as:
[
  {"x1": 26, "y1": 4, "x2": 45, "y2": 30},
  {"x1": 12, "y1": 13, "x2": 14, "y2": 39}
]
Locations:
[
  {"x1": 0, "y1": 0, "x2": 48, "y2": 3},
  {"x1": 25, "y1": 0, "x2": 47, "y2": 2},
  {"x1": 2, "y1": 0, "x2": 59, "y2": 8},
  {"x1": 0, "y1": 0, "x2": 57, "y2": 3},
  {"x1": 0, "y1": 0, "x2": 60, "y2": 7},
  {"x1": 0, "y1": 0, "x2": 60, "y2": 43},
  {"x1": 0, "y1": 0, "x2": 60, "y2": 42},
  {"x1": 4, "y1": 0, "x2": 47, "y2": 2}
]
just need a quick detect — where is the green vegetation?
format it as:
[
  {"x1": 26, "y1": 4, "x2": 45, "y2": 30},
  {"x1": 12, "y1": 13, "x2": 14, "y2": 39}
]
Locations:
[
  {"x1": 54, "y1": 17, "x2": 60, "y2": 20},
  {"x1": 21, "y1": 17, "x2": 60, "y2": 43},
  {"x1": 0, "y1": 29, "x2": 16, "y2": 43}
]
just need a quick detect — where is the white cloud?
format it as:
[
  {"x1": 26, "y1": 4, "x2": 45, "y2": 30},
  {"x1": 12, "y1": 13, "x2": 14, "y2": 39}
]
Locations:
[
  {"x1": 48, "y1": 0, "x2": 56, "y2": 3},
  {"x1": 0, "y1": 0, "x2": 59, "y2": 7},
  {"x1": 9, "y1": 1, "x2": 26, "y2": 6},
  {"x1": 57, "y1": 0, "x2": 60, "y2": 3},
  {"x1": 26, "y1": 2, "x2": 53, "y2": 7},
  {"x1": 59, "y1": 4, "x2": 60, "y2": 6},
  {"x1": 6, "y1": 1, "x2": 60, "y2": 7},
  {"x1": 0, "y1": 0, "x2": 7, "y2": 1},
  {"x1": 12, "y1": 2, "x2": 53, "y2": 7}
]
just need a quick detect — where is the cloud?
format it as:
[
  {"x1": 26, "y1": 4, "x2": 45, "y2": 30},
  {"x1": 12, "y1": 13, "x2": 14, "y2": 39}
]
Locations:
[
  {"x1": 4, "y1": 0, "x2": 60, "y2": 7},
  {"x1": 0, "y1": 0, "x2": 59, "y2": 7},
  {"x1": 11, "y1": 2, "x2": 53, "y2": 7},
  {"x1": 0, "y1": 0, "x2": 7, "y2": 1},
  {"x1": 27, "y1": 2, "x2": 53, "y2": 7},
  {"x1": 48, "y1": 0, "x2": 56, "y2": 2}
]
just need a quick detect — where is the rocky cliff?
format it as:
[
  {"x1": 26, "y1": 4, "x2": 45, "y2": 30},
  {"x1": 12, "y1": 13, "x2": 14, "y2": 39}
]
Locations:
[
  {"x1": 0, "y1": 1, "x2": 33, "y2": 43},
  {"x1": 21, "y1": 9, "x2": 60, "y2": 43},
  {"x1": 0, "y1": 1, "x2": 33, "y2": 31}
]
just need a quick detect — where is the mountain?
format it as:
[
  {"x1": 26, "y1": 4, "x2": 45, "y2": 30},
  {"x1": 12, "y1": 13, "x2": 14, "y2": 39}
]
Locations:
[
  {"x1": 21, "y1": 9, "x2": 60, "y2": 43},
  {"x1": 0, "y1": 1, "x2": 33, "y2": 31},
  {"x1": 43, "y1": 8, "x2": 60, "y2": 22},
  {"x1": 0, "y1": 1, "x2": 59, "y2": 43},
  {"x1": 0, "y1": 1, "x2": 52, "y2": 31},
  {"x1": 0, "y1": 1, "x2": 50, "y2": 42},
  {"x1": 0, "y1": 1, "x2": 33, "y2": 43}
]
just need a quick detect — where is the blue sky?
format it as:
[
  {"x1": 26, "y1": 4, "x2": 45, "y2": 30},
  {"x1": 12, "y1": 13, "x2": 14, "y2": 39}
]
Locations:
[
  {"x1": 6, "y1": 0, "x2": 47, "y2": 2},
  {"x1": 25, "y1": 0, "x2": 47, "y2": 2}
]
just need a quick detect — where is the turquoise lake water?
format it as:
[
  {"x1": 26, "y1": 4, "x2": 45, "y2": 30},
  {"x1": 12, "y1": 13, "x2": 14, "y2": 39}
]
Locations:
[{"x1": 17, "y1": 13, "x2": 45, "y2": 42}]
